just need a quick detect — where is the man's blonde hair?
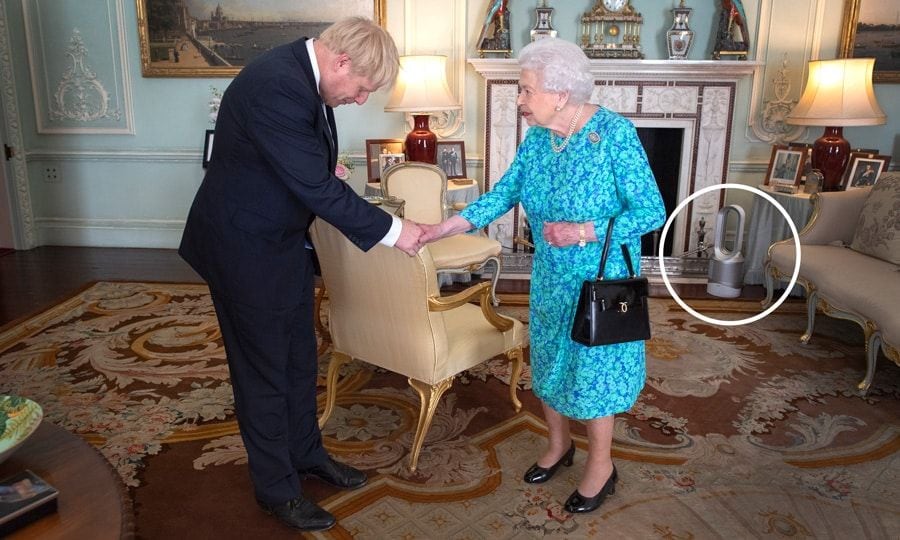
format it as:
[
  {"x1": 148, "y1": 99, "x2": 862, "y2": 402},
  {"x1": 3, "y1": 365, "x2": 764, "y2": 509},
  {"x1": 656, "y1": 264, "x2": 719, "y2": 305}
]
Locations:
[{"x1": 319, "y1": 17, "x2": 399, "y2": 89}]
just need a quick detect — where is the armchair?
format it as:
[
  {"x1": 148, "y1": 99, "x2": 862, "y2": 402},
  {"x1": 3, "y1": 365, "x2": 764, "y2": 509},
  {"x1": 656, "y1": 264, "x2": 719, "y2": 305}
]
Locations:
[
  {"x1": 310, "y1": 220, "x2": 527, "y2": 471},
  {"x1": 381, "y1": 162, "x2": 503, "y2": 305}
]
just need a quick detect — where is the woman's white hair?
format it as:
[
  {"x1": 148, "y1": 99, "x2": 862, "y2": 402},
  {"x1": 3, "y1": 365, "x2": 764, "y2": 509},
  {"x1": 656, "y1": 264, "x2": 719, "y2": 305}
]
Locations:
[{"x1": 518, "y1": 38, "x2": 594, "y2": 104}]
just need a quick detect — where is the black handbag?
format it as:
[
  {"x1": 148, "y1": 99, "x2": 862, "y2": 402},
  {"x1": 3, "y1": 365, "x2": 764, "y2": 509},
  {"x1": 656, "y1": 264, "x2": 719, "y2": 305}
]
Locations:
[{"x1": 571, "y1": 218, "x2": 651, "y2": 346}]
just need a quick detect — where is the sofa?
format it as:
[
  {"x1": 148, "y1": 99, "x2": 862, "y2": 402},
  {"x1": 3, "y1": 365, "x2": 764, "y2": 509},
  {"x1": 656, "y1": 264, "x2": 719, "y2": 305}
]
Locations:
[{"x1": 763, "y1": 173, "x2": 900, "y2": 395}]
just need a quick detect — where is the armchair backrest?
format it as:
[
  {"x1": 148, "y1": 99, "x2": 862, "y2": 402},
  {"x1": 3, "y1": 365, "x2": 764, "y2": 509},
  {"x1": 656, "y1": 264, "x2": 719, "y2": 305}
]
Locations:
[
  {"x1": 381, "y1": 162, "x2": 447, "y2": 224},
  {"x1": 310, "y1": 219, "x2": 451, "y2": 383}
]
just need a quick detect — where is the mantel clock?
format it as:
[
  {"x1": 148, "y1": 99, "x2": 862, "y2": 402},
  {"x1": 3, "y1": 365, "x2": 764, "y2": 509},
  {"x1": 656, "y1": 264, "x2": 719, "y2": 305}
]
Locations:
[{"x1": 580, "y1": 0, "x2": 644, "y2": 59}]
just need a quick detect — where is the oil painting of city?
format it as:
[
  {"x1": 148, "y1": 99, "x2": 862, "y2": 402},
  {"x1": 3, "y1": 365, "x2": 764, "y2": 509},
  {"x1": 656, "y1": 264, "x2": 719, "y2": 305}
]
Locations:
[{"x1": 137, "y1": 0, "x2": 383, "y2": 77}]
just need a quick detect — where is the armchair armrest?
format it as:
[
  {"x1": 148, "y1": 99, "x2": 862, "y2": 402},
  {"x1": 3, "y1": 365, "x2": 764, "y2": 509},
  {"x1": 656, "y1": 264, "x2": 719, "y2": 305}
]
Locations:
[
  {"x1": 428, "y1": 281, "x2": 513, "y2": 331},
  {"x1": 799, "y1": 189, "x2": 870, "y2": 246}
]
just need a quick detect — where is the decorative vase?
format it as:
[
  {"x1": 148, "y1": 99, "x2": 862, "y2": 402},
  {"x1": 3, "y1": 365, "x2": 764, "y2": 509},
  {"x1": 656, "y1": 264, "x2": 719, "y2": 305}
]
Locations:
[
  {"x1": 530, "y1": 1, "x2": 557, "y2": 42},
  {"x1": 666, "y1": 0, "x2": 694, "y2": 60}
]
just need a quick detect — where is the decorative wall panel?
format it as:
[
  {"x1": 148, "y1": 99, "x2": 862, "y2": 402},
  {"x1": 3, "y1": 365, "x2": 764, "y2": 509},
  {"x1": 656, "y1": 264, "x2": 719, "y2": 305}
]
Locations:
[{"x1": 23, "y1": 0, "x2": 134, "y2": 134}]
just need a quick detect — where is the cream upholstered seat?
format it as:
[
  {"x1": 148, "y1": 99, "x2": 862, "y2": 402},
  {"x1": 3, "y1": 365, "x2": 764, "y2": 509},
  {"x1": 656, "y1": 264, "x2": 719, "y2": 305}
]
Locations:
[
  {"x1": 310, "y1": 219, "x2": 527, "y2": 471},
  {"x1": 764, "y1": 173, "x2": 900, "y2": 394},
  {"x1": 381, "y1": 162, "x2": 502, "y2": 304}
]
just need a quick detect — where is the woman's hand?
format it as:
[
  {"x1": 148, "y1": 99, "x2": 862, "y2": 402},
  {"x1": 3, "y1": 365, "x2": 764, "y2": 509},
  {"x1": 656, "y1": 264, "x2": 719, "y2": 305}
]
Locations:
[
  {"x1": 420, "y1": 215, "x2": 474, "y2": 244},
  {"x1": 543, "y1": 221, "x2": 596, "y2": 247}
]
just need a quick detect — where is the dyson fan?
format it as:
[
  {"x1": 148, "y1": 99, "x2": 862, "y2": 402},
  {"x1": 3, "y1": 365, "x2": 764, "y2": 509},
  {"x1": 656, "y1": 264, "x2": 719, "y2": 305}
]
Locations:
[{"x1": 706, "y1": 205, "x2": 746, "y2": 298}]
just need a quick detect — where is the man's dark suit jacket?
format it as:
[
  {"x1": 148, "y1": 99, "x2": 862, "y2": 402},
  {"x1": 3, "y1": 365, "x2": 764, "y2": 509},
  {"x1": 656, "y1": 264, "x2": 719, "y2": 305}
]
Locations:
[{"x1": 179, "y1": 38, "x2": 392, "y2": 309}]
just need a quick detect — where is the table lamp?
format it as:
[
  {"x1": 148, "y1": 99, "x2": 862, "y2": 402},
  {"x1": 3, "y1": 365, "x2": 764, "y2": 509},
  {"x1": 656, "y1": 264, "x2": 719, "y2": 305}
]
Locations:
[
  {"x1": 785, "y1": 58, "x2": 885, "y2": 191},
  {"x1": 384, "y1": 55, "x2": 460, "y2": 164}
]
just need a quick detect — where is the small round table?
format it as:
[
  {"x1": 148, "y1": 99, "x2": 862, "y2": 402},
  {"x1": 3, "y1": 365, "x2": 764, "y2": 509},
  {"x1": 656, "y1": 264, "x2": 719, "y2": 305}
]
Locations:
[{"x1": 0, "y1": 422, "x2": 133, "y2": 539}]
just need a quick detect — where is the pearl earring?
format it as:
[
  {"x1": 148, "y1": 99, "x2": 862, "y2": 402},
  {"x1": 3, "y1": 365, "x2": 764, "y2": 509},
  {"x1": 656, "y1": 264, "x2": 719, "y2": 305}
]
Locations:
[{"x1": 555, "y1": 105, "x2": 562, "y2": 111}]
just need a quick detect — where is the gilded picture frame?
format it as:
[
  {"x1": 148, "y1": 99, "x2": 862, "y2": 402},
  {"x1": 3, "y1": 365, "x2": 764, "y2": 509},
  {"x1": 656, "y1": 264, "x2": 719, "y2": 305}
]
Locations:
[
  {"x1": 839, "y1": 0, "x2": 899, "y2": 83},
  {"x1": 136, "y1": 0, "x2": 386, "y2": 78}
]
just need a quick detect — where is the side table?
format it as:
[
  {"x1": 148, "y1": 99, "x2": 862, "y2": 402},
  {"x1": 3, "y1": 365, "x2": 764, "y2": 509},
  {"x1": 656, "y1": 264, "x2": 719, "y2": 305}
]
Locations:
[
  {"x1": 742, "y1": 186, "x2": 813, "y2": 294},
  {"x1": 0, "y1": 422, "x2": 133, "y2": 539}
]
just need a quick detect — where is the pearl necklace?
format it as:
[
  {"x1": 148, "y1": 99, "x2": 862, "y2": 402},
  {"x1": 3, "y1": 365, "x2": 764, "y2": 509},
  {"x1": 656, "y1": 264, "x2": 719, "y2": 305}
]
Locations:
[{"x1": 549, "y1": 103, "x2": 585, "y2": 153}]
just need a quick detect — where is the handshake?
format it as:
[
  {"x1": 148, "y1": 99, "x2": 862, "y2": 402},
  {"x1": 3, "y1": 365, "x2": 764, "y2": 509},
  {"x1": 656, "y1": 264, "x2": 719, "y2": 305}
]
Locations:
[{"x1": 393, "y1": 216, "x2": 471, "y2": 256}]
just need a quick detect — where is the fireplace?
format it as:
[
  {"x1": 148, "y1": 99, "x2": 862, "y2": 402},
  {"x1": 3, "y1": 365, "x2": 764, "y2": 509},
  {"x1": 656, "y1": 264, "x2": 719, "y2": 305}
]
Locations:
[{"x1": 468, "y1": 59, "x2": 759, "y2": 275}]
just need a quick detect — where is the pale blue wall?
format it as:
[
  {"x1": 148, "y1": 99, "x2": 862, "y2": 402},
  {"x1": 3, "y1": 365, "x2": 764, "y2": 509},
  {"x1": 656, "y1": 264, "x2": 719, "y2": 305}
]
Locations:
[{"x1": 3, "y1": 0, "x2": 898, "y2": 249}]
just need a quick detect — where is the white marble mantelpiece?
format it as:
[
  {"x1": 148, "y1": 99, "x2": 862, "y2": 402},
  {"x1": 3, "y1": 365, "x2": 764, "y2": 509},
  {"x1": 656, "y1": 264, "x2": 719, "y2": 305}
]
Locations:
[
  {"x1": 468, "y1": 59, "x2": 761, "y2": 82},
  {"x1": 469, "y1": 58, "x2": 762, "y2": 258}
]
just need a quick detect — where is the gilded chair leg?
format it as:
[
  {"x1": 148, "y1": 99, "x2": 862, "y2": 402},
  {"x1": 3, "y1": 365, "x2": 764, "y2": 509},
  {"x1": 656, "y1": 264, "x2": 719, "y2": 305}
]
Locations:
[
  {"x1": 859, "y1": 331, "x2": 881, "y2": 396},
  {"x1": 507, "y1": 347, "x2": 524, "y2": 413},
  {"x1": 314, "y1": 285, "x2": 331, "y2": 355},
  {"x1": 318, "y1": 351, "x2": 351, "y2": 429},
  {"x1": 762, "y1": 264, "x2": 775, "y2": 308},
  {"x1": 800, "y1": 290, "x2": 818, "y2": 344},
  {"x1": 487, "y1": 256, "x2": 502, "y2": 307},
  {"x1": 407, "y1": 377, "x2": 454, "y2": 472}
]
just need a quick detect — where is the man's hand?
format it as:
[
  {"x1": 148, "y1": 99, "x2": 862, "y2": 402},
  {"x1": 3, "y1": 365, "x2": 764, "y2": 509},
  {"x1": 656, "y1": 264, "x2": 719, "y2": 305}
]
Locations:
[{"x1": 394, "y1": 219, "x2": 424, "y2": 256}]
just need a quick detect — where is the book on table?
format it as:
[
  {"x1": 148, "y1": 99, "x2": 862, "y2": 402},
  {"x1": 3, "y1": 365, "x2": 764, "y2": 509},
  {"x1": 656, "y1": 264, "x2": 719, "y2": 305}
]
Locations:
[{"x1": 0, "y1": 470, "x2": 59, "y2": 536}]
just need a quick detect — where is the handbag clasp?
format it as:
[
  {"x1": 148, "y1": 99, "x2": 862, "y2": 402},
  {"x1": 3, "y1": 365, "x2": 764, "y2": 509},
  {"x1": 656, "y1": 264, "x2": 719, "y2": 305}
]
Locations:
[{"x1": 619, "y1": 301, "x2": 628, "y2": 313}]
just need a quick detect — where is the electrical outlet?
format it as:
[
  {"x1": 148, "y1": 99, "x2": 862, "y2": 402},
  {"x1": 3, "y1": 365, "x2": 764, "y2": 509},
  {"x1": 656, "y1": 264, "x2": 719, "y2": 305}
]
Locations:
[{"x1": 43, "y1": 167, "x2": 60, "y2": 183}]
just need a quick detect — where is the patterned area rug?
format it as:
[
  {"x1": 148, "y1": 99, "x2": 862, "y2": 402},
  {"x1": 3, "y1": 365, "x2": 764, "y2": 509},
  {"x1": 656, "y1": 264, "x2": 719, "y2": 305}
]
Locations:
[{"x1": 1, "y1": 282, "x2": 898, "y2": 539}]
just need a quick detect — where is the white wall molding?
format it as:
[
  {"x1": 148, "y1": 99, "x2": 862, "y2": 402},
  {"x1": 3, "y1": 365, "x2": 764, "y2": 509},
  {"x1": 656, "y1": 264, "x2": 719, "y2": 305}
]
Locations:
[
  {"x1": 400, "y1": 0, "x2": 466, "y2": 139},
  {"x1": 26, "y1": 148, "x2": 201, "y2": 163},
  {"x1": 746, "y1": 0, "x2": 823, "y2": 144},
  {"x1": 0, "y1": 3, "x2": 35, "y2": 248},
  {"x1": 23, "y1": 0, "x2": 134, "y2": 134},
  {"x1": 36, "y1": 217, "x2": 185, "y2": 248}
]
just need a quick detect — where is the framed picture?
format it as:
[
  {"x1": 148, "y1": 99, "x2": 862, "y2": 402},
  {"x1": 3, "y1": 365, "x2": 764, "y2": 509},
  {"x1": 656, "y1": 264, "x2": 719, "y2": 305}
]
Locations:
[
  {"x1": 765, "y1": 145, "x2": 806, "y2": 186},
  {"x1": 378, "y1": 153, "x2": 405, "y2": 178},
  {"x1": 365, "y1": 138, "x2": 404, "y2": 182},
  {"x1": 787, "y1": 142, "x2": 813, "y2": 181},
  {"x1": 136, "y1": 0, "x2": 386, "y2": 77},
  {"x1": 839, "y1": 0, "x2": 899, "y2": 83},
  {"x1": 842, "y1": 152, "x2": 891, "y2": 189},
  {"x1": 202, "y1": 129, "x2": 214, "y2": 168},
  {"x1": 436, "y1": 141, "x2": 467, "y2": 179}
]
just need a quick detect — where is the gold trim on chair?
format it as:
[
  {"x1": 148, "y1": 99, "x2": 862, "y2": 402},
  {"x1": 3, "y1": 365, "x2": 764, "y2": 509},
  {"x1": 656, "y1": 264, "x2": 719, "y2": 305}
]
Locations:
[{"x1": 407, "y1": 377, "x2": 454, "y2": 472}]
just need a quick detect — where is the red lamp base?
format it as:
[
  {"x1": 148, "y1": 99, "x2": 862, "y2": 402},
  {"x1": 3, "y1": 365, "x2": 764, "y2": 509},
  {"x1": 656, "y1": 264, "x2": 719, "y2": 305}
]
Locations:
[
  {"x1": 811, "y1": 126, "x2": 851, "y2": 191},
  {"x1": 404, "y1": 114, "x2": 438, "y2": 164}
]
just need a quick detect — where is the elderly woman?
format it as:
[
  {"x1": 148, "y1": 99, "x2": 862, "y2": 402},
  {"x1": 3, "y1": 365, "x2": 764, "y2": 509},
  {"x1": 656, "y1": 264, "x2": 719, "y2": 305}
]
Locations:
[{"x1": 422, "y1": 38, "x2": 665, "y2": 513}]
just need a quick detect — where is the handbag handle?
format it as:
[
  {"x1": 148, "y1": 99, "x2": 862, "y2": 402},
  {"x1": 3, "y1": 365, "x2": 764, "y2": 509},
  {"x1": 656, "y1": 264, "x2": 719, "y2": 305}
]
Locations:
[{"x1": 596, "y1": 218, "x2": 637, "y2": 280}]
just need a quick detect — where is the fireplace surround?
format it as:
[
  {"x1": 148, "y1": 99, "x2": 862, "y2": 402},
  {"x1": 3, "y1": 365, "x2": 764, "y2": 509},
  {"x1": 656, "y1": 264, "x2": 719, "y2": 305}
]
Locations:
[{"x1": 469, "y1": 59, "x2": 760, "y2": 275}]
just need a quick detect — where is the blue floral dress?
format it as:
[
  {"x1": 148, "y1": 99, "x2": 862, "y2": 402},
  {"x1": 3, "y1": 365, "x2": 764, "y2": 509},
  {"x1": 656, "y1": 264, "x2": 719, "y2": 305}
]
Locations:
[{"x1": 461, "y1": 108, "x2": 666, "y2": 420}]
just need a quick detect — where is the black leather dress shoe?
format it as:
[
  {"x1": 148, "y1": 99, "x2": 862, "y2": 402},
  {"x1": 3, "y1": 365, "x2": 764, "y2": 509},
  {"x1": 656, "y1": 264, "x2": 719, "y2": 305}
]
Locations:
[
  {"x1": 564, "y1": 466, "x2": 618, "y2": 514},
  {"x1": 257, "y1": 496, "x2": 336, "y2": 531},
  {"x1": 523, "y1": 442, "x2": 576, "y2": 484},
  {"x1": 299, "y1": 457, "x2": 367, "y2": 489}
]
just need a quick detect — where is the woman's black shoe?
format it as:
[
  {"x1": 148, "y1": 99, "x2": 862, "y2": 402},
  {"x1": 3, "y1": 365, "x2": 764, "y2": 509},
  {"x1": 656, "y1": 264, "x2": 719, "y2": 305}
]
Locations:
[
  {"x1": 523, "y1": 442, "x2": 575, "y2": 484},
  {"x1": 564, "y1": 466, "x2": 617, "y2": 514}
]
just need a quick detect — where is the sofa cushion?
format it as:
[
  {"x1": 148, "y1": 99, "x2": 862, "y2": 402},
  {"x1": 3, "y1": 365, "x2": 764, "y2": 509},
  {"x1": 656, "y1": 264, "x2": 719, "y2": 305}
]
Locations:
[
  {"x1": 770, "y1": 243, "x2": 900, "y2": 347},
  {"x1": 850, "y1": 173, "x2": 900, "y2": 265}
]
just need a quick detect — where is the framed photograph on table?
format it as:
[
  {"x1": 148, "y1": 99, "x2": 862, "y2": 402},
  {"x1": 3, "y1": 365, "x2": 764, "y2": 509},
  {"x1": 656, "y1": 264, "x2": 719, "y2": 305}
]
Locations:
[
  {"x1": 136, "y1": 0, "x2": 386, "y2": 77},
  {"x1": 843, "y1": 152, "x2": 891, "y2": 189},
  {"x1": 839, "y1": 0, "x2": 899, "y2": 83},
  {"x1": 436, "y1": 140, "x2": 467, "y2": 179},
  {"x1": 765, "y1": 145, "x2": 806, "y2": 187},
  {"x1": 787, "y1": 142, "x2": 813, "y2": 181},
  {"x1": 365, "y1": 138, "x2": 404, "y2": 183},
  {"x1": 202, "y1": 130, "x2": 214, "y2": 168},
  {"x1": 378, "y1": 153, "x2": 405, "y2": 178}
]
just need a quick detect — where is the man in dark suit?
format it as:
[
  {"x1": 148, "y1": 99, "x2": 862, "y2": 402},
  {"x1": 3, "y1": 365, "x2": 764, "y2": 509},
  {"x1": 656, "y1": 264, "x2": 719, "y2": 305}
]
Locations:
[{"x1": 179, "y1": 18, "x2": 423, "y2": 532}]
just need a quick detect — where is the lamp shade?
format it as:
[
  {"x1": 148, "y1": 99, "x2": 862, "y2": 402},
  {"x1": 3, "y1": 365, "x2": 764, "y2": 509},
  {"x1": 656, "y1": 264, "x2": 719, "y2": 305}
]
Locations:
[
  {"x1": 786, "y1": 58, "x2": 885, "y2": 127},
  {"x1": 384, "y1": 55, "x2": 460, "y2": 113}
]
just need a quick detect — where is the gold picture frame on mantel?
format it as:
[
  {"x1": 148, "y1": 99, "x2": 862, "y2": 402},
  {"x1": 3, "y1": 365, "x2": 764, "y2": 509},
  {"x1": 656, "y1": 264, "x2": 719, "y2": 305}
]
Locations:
[
  {"x1": 839, "y1": 0, "x2": 899, "y2": 83},
  {"x1": 136, "y1": 0, "x2": 386, "y2": 78}
]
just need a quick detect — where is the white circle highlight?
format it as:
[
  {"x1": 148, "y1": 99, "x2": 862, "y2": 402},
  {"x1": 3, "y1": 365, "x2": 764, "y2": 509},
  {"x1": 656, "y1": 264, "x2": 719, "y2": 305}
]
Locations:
[{"x1": 657, "y1": 184, "x2": 802, "y2": 326}]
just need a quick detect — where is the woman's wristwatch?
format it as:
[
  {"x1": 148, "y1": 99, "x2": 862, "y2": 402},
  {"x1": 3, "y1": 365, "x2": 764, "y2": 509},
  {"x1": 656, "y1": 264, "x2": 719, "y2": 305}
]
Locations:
[{"x1": 578, "y1": 223, "x2": 587, "y2": 248}]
